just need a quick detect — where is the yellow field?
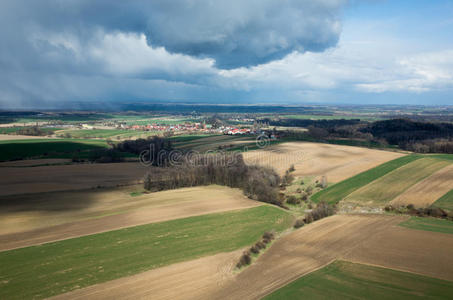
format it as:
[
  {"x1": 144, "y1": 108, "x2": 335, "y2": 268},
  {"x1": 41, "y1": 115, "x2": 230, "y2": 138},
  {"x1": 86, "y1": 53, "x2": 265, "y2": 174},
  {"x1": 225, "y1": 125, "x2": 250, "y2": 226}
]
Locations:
[{"x1": 243, "y1": 142, "x2": 403, "y2": 183}]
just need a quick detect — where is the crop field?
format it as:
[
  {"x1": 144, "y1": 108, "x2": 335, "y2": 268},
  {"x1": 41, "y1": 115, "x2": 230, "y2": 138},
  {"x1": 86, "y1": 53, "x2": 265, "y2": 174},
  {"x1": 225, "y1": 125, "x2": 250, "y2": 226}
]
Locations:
[
  {"x1": 57, "y1": 129, "x2": 161, "y2": 139},
  {"x1": 311, "y1": 155, "x2": 421, "y2": 204},
  {"x1": 0, "y1": 162, "x2": 147, "y2": 195},
  {"x1": 0, "y1": 185, "x2": 261, "y2": 250},
  {"x1": 0, "y1": 138, "x2": 108, "y2": 161},
  {"x1": 243, "y1": 142, "x2": 404, "y2": 181},
  {"x1": 0, "y1": 206, "x2": 292, "y2": 299},
  {"x1": 399, "y1": 217, "x2": 453, "y2": 235},
  {"x1": 391, "y1": 164, "x2": 453, "y2": 207},
  {"x1": 344, "y1": 158, "x2": 451, "y2": 206},
  {"x1": 263, "y1": 260, "x2": 453, "y2": 300},
  {"x1": 432, "y1": 189, "x2": 453, "y2": 211},
  {"x1": 205, "y1": 214, "x2": 453, "y2": 299}
]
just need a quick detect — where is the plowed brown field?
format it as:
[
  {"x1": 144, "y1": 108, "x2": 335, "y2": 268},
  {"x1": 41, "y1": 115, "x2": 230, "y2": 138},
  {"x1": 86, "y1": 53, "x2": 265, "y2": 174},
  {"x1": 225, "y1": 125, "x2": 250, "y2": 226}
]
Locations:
[{"x1": 0, "y1": 162, "x2": 148, "y2": 195}]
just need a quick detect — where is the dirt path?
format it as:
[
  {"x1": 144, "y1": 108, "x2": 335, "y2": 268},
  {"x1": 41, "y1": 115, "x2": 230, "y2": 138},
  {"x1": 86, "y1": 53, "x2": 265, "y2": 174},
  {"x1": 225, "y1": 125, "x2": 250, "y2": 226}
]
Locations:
[
  {"x1": 243, "y1": 142, "x2": 403, "y2": 183},
  {"x1": 0, "y1": 186, "x2": 260, "y2": 251},
  {"x1": 391, "y1": 164, "x2": 453, "y2": 207}
]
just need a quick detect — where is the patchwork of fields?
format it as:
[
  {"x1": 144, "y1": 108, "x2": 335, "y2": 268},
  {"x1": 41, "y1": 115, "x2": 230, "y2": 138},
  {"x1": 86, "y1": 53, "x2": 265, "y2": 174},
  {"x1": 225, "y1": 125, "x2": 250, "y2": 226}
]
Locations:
[
  {"x1": 264, "y1": 260, "x2": 453, "y2": 300},
  {"x1": 1, "y1": 133, "x2": 453, "y2": 300}
]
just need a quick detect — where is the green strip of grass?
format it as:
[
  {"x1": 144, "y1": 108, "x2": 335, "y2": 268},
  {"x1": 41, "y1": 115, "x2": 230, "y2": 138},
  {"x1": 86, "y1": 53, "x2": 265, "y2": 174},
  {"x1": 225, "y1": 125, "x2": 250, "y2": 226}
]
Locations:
[
  {"x1": 263, "y1": 260, "x2": 453, "y2": 300},
  {"x1": 0, "y1": 139, "x2": 109, "y2": 161},
  {"x1": 399, "y1": 217, "x2": 453, "y2": 235},
  {"x1": 432, "y1": 189, "x2": 453, "y2": 211},
  {"x1": 311, "y1": 155, "x2": 422, "y2": 204},
  {"x1": 0, "y1": 205, "x2": 292, "y2": 299}
]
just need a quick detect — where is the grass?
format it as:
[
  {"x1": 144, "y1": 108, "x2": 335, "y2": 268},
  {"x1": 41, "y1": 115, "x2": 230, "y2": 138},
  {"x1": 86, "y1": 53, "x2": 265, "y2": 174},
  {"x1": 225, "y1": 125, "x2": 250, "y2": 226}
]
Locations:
[
  {"x1": 263, "y1": 260, "x2": 453, "y2": 300},
  {"x1": 0, "y1": 127, "x2": 61, "y2": 135},
  {"x1": 0, "y1": 205, "x2": 293, "y2": 299},
  {"x1": 399, "y1": 217, "x2": 453, "y2": 235},
  {"x1": 432, "y1": 189, "x2": 453, "y2": 211},
  {"x1": 0, "y1": 139, "x2": 108, "y2": 161},
  {"x1": 344, "y1": 158, "x2": 451, "y2": 205},
  {"x1": 311, "y1": 155, "x2": 422, "y2": 204}
]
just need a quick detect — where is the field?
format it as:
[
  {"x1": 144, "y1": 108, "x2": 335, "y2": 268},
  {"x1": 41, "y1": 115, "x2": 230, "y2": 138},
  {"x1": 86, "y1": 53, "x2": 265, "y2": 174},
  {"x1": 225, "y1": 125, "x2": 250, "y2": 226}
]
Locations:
[
  {"x1": 344, "y1": 158, "x2": 451, "y2": 206},
  {"x1": 391, "y1": 164, "x2": 453, "y2": 207},
  {"x1": 0, "y1": 206, "x2": 293, "y2": 299},
  {"x1": 311, "y1": 155, "x2": 421, "y2": 204},
  {"x1": 264, "y1": 260, "x2": 453, "y2": 300},
  {"x1": 0, "y1": 185, "x2": 261, "y2": 250},
  {"x1": 399, "y1": 217, "x2": 453, "y2": 235},
  {"x1": 242, "y1": 142, "x2": 403, "y2": 181},
  {"x1": 0, "y1": 139, "x2": 108, "y2": 161},
  {"x1": 56, "y1": 129, "x2": 161, "y2": 140},
  {"x1": 432, "y1": 189, "x2": 453, "y2": 211},
  {"x1": 0, "y1": 162, "x2": 147, "y2": 195}
]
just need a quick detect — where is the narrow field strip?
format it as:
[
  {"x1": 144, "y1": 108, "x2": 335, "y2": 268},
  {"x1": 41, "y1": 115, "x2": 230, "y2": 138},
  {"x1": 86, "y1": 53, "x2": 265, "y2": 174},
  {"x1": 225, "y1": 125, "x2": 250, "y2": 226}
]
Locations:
[
  {"x1": 0, "y1": 206, "x2": 293, "y2": 300},
  {"x1": 432, "y1": 189, "x2": 453, "y2": 211},
  {"x1": 399, "y1": 217, "x2": 453, "y2": 235},
  {"x1": 263, "y1": 260, "x2": 453, "y2": 300},
  {"x1": 344, "y1": 158, "x2": 451, "y2": 206},
  {"x1": 391, "y1": 164, "x2": 453, "y2": 207},
  {"x1": 311, "y1": 154, "x2": 422, "y2": 204}
]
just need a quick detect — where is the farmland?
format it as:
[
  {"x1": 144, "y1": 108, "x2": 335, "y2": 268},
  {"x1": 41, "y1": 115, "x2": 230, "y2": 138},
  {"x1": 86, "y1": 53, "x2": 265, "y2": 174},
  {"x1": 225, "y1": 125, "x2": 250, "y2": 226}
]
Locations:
[
  {"x1": 264, "y1": 260, "x2": 453, "y2": 300},
  {"x1": 242, "y1": 141, "x2": 403, "y2": 181},
  {"x1": 0, "y1": 206, "x2": 292, "y2": 299},
  {"x1": 0, "y1": 185, "x2": 261, "y2": 250},
  {"x1": 433, "y1": 190, "x2": 453, "y2": 211},
  {"x1": 391, "y1": 164, "x2": 453, "y2": 207},
  {"x1": 343, "y1": 158, "x2": 451, "y2": 206},
  {"x1": 311, "y1": 154, "x2": 422, "y2": 204},
  {"x1": 0, "y1": 139, "x2": 108, "y2": 161},
  {"x1": 399, "y1": 217, "x2": 453, "y2": 235}
]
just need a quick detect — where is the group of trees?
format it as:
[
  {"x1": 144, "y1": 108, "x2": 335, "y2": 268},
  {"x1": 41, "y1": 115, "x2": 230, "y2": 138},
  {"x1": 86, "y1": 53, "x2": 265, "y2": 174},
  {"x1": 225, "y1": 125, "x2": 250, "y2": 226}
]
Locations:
[
  {"x1": 143, "y1": 153, "x2": 284, "y2": 206},
  {"x1": 276, "y1": 118, "x2": 453, "y2": 154},
  {"x1": 114, "y1": 136, "x2": 173, "y2": 166},
  {"x1": 17, "y1": 126, "x2": 53, "y2": 136}
]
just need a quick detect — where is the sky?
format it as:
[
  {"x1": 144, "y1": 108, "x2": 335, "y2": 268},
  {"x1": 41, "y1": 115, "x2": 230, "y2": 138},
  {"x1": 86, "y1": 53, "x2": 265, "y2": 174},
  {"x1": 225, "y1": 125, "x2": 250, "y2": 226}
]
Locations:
[{"x1": 0, "y1": 0, "x2": 452, "y2": 109}]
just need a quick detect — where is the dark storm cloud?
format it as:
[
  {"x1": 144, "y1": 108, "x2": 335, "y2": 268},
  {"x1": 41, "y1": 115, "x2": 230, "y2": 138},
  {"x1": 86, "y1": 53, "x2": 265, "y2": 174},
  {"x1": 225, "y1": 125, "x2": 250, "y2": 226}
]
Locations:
[
  {"x1": 0, "y1": 0, "x2": 345, "y2": 69},
  {"x1": 0, "y1": 0, "x2": 346, "y2": 107}
]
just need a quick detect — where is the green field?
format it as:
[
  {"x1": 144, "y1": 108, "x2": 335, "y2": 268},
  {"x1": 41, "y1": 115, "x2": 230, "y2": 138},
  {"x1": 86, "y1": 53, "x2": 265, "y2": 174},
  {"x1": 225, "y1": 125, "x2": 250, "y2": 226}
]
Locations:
[
  {"x1": 399, "y1": 217, "x2": 453, "y2": 235},
  {"x1": 344, "y1": 158, "x2": 451, "y2": 205},
  {"x1": 432, "y1": 189, "x2": 453, "y2": 211},
  {"x1": 57, "y1": 129, "x2": 160, "y2": 139},
  {"x1": 0, "y1": 139, "x2": 108, "y2": 161},
  {"x1": 311, "y1": 155, "x2": 422, "y2": 204},
  {"x1": 264, "y1": 260, "x2": 453, "y2": 300},
  {"x1": 0, "y1": 206, "x2": 293, "y2": 299}
]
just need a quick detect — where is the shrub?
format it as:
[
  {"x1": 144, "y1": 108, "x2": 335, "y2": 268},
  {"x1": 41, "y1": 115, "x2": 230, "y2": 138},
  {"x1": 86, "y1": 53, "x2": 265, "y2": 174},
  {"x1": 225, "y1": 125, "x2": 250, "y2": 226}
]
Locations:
[
  {"x1": 288, "y1": 164, "x2": 295, "y2": 172},
  {"x1": 250, "y1": 245, "x2": 260, "y2": 254},
  {"x1": 255, "y1": 241, "x2": 266, "y2": 250},
  {"x1": 237, "y1": 251, "x2": 252, "y2": 268},
  {"x1": 286, "y1": 195, "x2": 300, "y2": 205},
  {"x1": 294, "y1": 218, "x2": 305, "y2": 229},
  {"x1": 305, "y1": 186, "x2": 313, "y2": 195},
  {"x1": 304, "y1": 213, "x2": 314, "y2": 224},
  {"x1": 406, "y1": 204, "x2": 415, "y2": 210},
  {"x1": 262, "y1": 231, "x2": 275, "y2": 241}
]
